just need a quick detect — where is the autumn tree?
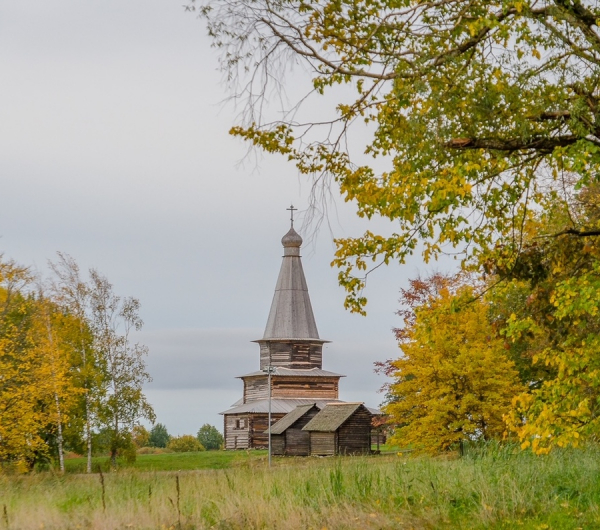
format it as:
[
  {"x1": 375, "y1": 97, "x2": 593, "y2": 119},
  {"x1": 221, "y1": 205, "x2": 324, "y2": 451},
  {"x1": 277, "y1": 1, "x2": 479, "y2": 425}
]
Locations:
[
  {"x1": 489, "y1": 186, "x2": 600, "y2": 453},
  {"x1": 385, "y1": 274, "x2": 523, "y2": 453},
  {"x1": 197, "y1": 0, "x2": 600, "y2": 312},
  {"x1": 168, "y1": 435, "x2": 205, "y2": 453},
  {"x1": 0, "y1": 259, "x2": 50, "y2": 471},
  {"x1": 132, "y1": 425, "x2": 150, "y2": 448},
  {"x1": 88, "y1": 269, "x2": 155, "y2": 467},
  {"x1": 49, "y1": 253, "x2": 101, "y2": 473},
  {"x1": 32, "y1": 293, "x2": 84, "y2": 473}
]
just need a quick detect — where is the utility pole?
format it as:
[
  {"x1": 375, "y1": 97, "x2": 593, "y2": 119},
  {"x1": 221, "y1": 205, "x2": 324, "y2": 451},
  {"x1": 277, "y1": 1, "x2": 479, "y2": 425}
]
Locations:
[{"x1": 262, "y1": 365, "x2": 276, "y2": 467}]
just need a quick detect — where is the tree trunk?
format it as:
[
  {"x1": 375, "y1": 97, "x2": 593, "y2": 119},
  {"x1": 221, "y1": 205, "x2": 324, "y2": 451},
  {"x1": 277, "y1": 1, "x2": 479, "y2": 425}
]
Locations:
[
  {"x1": 85, "y1": 394, "x2": 92, "y2": 473},
  {"x1": 54, "y1": 391, "x2": 65, "y2": 473}
]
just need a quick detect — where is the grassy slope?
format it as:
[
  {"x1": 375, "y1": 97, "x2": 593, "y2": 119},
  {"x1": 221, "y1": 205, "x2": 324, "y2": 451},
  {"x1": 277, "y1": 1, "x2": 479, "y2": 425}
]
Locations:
[
  {"x1": 64, "y1": 450, "x2": 267, "y2": 473},
  {"x1": 2, "y1": 445, "x2": 599, "y2": 529}
]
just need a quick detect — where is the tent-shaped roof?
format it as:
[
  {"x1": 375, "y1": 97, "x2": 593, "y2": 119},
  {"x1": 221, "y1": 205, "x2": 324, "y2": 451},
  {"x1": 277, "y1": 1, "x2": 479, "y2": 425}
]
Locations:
[
  {"x1": 262, "y1": 226, "x2": 321, "y2": 340},
  {"x1": 266, "y1": 403, "x2": 319, "y2": 435},
  {"x1": 302, "y1": 402, "x2": 370, "y2": 432}
]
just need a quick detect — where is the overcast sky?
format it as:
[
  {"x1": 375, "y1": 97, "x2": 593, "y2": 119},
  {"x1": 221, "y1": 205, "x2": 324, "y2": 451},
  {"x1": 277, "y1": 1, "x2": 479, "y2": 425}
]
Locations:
[{"x1": 1, "y1": 1, "x2": 452, "y2": 435}]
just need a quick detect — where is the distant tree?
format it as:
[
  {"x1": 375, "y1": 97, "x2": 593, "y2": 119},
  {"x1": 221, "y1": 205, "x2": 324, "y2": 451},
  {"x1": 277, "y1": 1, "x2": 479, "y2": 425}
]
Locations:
[
  {"x1": 196, "y1": 424, "x2": 224, "y2": 450},
  {"x1": 131, "y1": 425, "x2": 150, "y2": 448},
  {"x1": 149, "y1": 423, "x2": 170, "y2": 448},
  {"x1": 167, "y1": 435, "x2": 204, "y2": 453}
]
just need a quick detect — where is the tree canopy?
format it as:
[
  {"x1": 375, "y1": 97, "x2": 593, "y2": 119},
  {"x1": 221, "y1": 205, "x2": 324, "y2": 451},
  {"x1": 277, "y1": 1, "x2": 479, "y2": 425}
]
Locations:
[
  {"x1": 197, "y1": 0, "x2": 600, "y2": 313},
  {"x1": 197, "y1": 424, "x2": 224, "y2": 450},
  {"x1": 385, "y1": 274, "x2": 523, "y2": 453},
  {"x1": 0, "y1": 254, "x2": 154, "y2": 472}
]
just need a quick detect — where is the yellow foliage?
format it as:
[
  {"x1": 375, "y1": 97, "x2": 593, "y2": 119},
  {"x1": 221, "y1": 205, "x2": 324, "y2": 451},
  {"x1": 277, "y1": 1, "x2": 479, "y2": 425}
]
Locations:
[{"x1": 385, "y1": 286, "x2": 524, "y2": 453}]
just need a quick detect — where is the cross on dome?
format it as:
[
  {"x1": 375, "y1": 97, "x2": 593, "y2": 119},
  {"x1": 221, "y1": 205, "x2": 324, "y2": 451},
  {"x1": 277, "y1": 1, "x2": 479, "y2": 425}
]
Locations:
[{"x1": 286, "y1": 204, "x2": 297, "y2": 227}]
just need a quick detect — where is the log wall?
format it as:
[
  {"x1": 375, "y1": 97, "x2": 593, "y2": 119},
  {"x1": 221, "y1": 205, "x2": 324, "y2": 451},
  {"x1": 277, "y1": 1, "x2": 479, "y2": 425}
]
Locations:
[
  {"x1": 258, "y1": 341, "x2": 323, "y2": 370},
  {"x1": 243, "y1": 376, "x2": 268, "y2": 403},
  {"x1": 243, "y1": 376, "x2": 340, "y2": 402},
  {"x1": 224, "y1": 414, "x2": 250, "y2": 450},
  {"x1": 249, "y1": 413, "x2": 286, "y2": 448},
  {"x1": 284, "y1": 407, "x2": 319, "y2": 456},
  {"x1": 337, "y1": 407, "x2": 372, "y2": 455},
  {"x1": 271, "y1": 434, "x2": 285, "y2": 456},
  {"x1": 271, "y1": 377, "x2": 339, "y2": 399}
]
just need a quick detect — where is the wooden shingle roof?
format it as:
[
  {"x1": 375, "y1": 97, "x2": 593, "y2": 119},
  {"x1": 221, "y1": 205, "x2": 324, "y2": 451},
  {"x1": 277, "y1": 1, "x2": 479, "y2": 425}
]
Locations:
[
  {"x1": 302, "y1": 403, "x2": 370, "y2": 432},
  {"x1": 262, "y1": 226, "x2": 321, "y2": 340},
  {"x1": 266, "y1": 403, "x2": 319, "y2": 434}
]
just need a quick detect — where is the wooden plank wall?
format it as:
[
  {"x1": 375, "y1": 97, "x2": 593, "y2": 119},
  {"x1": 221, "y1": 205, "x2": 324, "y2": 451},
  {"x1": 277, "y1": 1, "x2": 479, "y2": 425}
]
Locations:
[
  {"x1": 272, "y1": 377, "x2": 338, "y2": 399},
  {"x1": 259, "y1": 341, "x2": 323, "y2": 370},
  {"x1": 309, "y1": 432, "x2": 336, "y2": 456},
  {"x1": 243, "y1": 376, "x2": 268, "y2": 403},
  {"x1": 271, "y1": 434, "x2": 285, "y2": 455},
  {"x1": 337, "y1": 407, "x2": 372, "y2": 455},
  {"x1": 224, "y1": 414, "x2": 250, "y2": 450},
  {"x1": 284, "y1": 407, "x2": 319, "y2": 456},
  {"x1": 249, "y1": 413, "x2": 286, "y2": 448}
]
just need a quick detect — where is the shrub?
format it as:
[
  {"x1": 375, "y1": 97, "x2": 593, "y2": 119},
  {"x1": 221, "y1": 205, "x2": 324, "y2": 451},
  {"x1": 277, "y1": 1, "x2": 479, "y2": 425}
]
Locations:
[{"x1": 167, "y1": 435, "x2": 205, "y2": 453}]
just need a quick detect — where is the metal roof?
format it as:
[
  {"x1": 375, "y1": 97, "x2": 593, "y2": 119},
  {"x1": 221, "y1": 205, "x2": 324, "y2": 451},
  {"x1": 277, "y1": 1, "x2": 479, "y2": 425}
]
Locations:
[
  {"x1": 238, "y1": 367, "x2": 345, "y2": 378},
  {"x1": 221, "y1": 398, "x2": 382, "y2": 416},
  {"x1": 302, "y1": 403, "x2": 371, "y2": 432},
  {"x1": 267, "y1": 403, "x2": 319, "y2": 434},
  {"x1": 220, "y1": 398, "x2": 342, "y2": 415},
  {"x1": 262, "y1": 226, "x2": 321, "y2": 340}
]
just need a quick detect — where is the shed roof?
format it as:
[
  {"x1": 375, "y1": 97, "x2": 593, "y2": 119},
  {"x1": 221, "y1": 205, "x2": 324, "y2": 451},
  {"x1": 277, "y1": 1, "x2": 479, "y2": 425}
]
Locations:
[
  {"x1": 302, "y1": 403, "x2": 371, "y2": 432},
  {"x1": 266, "y1": 403, "x2": 319, "y2": 435}
]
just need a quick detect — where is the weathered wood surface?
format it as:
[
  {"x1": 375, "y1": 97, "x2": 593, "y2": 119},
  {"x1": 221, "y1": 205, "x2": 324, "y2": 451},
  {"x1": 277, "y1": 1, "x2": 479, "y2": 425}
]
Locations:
[
  {"x1": 271, "y1": 434, "x2": 285, "y2": 455},
  {"x1": 310, "y1": 432, "x2": 336, "y2": 456},
  {"x1": 283, "y1": 406, "x2": 319, "y2": 456},
  {"x1": 249, "y1": 413, "x2": 286, "y2": 448},
  {"x1": 243, "y1": 375, "x2": 339, "y2": 402},
  {"x1": 337, "y1": 406, "x2": 372, "y2": 455},
  {"x1": 259, "y1": 340, "x2": 323, "y2": 370},
  {"x1": 244, "y1": 376, "x2": 268, "y2": 403},
  {"x1": 224, "y1": 414, "x2": 250, "y2": 450},
  {"x1": 271, "y1": 377, "x2": 338, "y2": 399}
]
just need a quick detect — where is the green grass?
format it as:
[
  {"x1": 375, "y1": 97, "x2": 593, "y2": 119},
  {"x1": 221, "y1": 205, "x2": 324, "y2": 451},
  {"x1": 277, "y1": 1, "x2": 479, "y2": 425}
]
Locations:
[
  {"x1": 2, "y1": 443, "x2": 600, "y2": 529},
  {"x1": 64, "y1": 450, "x2": 267, "y2": 473}
]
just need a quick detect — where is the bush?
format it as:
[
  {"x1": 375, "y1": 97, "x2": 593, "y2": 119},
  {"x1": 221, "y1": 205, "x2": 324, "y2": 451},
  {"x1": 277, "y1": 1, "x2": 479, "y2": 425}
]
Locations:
[
  {"x1": 167, "y1": 435, "x2": 205, "y2": 453},
  {"x1": 137, "y1": 446, "x2": 173, "y2": 455},
  {"x1": 132, "y1": 425, "x2": 150, "y2": 448},
  {"x1": 197, "y1": 424, "x2": 224, "y2": 450}
]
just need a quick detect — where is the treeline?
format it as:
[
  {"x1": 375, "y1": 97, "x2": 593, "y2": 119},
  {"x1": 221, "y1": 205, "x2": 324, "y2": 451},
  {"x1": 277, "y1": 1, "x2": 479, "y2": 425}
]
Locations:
[
  {"x1": 0, "y1": 253, "x2": 154, "y2": 473},
  {"x1": 383, "y1": 187, "x2": 600, "y2": 454},
  {"x1": 132, "y1": 423, "x2": 224, "y2": 452}
]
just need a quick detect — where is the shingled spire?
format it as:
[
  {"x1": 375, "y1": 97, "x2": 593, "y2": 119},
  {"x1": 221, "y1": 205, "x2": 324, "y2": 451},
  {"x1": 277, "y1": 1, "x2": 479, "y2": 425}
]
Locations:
[{"x1": 262, "y1": 223, "x2": 320, "y2": 340}]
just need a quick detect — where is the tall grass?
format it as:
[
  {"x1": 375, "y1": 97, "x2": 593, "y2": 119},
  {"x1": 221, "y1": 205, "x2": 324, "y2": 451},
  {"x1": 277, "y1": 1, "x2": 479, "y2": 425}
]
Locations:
[{"x1": 1, "y1": 444, "x2": 599, "y2": 529}]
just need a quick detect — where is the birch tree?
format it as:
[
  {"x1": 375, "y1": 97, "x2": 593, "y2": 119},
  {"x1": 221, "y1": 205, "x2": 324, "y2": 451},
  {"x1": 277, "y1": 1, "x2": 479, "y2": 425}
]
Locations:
[
  {"x1": 49, "y1": 253, "x2": 100, "y2": 473},
  {"x1": 88, "y1": 270, "x2": 155, "y2": 467}
]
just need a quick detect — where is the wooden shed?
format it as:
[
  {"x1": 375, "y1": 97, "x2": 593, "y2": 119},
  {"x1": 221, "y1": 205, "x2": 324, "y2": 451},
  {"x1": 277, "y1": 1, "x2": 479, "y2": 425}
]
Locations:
[
  {"x1": 266, "y1": 403, "x2": 320, "y2": 456},
  {"x1": 303, "y1": 403, "x2": 372, "y2": 456}
]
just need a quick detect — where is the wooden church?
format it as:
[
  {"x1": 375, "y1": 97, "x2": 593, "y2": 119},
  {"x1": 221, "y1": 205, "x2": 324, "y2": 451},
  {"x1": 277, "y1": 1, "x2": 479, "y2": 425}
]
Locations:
[{"x1": 221, "y1": 210, "x2": 379, "y2": 451}]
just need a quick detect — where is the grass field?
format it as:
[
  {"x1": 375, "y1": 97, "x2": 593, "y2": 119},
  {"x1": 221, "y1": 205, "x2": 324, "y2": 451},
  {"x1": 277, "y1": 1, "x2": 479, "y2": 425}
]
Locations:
[
  {"x1": 63, "y1": 449, "x2": 268, "y2": 473},
  {"x1": 2, "y1": 444, "x2": 599, "y2": 529}
]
